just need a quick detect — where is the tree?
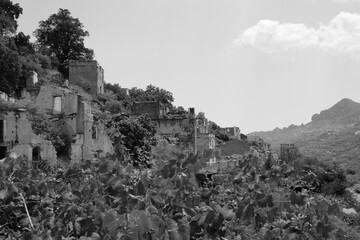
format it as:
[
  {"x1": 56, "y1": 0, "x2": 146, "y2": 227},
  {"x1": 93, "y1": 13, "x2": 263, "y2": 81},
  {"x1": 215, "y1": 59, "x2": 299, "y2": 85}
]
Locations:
[
  {"x1": 0, "y1": 42, "x2": 22, "y2": 96},
  {"x1": 197, "y1": 112, "x2": 206, "y2": 121},
  {"x1": 104, "y1": 114, "x2": 157, "y2": 167},
  {"x1": 34, "y1": 8, "x2": 94, "y2": 77},
  {"x1": 0, "y1": 0, "x2": 22, "y2": 36},
  {"x1": 0, "y1": 1, "x2": 43, "y2": 97},
  {"x1": 129, "y1": 84, "x2": 174, "y2": 108}
]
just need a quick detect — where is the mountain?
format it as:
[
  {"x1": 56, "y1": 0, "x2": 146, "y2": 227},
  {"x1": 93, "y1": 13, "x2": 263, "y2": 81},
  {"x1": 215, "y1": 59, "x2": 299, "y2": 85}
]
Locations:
[
  {"x1": 311, "y1": 98, "x2": 360, "y2": 125},
  {"x1": 249, "y1": 98, "x2": 360, "y2": 182}
]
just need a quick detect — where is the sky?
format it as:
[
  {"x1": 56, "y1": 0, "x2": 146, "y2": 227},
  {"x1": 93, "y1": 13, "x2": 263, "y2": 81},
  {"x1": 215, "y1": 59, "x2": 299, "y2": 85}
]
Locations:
[{"x1": 12, "y1": 0, "x2": 360, "y2": 134}]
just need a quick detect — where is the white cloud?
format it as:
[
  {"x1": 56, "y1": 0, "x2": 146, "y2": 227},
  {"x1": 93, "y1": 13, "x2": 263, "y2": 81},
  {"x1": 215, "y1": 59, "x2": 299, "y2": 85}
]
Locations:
[{"x1": 235, "y1": 12, "x2": 360, "y2": 59}]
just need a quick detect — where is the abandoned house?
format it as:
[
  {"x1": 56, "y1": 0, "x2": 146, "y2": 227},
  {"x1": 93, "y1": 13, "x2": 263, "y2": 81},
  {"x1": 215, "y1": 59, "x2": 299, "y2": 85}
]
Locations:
[
  {"x1": 69, "y1": 60, "x2": 105, "y2": 96},
  {"x1": 132, "y1": 101, "x2": 201, "y2": 151},
  {"x1": 34, "y1": 84, "x2": 113, "y2": 162},
  {"x1": 0, "y1": 110, "x2": 57, "y2": 162},
  {"x1": 1, "y1": 59, "x2": 113, "y2": 162},
  {"x1": 220, "y1": 126, "x2": 241, "y2": 140},
  {"x1": 132, "y1": 101, "x2": 197, "y2": 136}
]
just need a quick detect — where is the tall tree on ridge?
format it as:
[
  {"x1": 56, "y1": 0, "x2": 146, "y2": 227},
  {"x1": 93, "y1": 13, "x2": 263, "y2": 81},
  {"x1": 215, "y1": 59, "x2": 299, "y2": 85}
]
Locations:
[{"x1": 34, "y1": 8, "x2": 94, "y2": 78}]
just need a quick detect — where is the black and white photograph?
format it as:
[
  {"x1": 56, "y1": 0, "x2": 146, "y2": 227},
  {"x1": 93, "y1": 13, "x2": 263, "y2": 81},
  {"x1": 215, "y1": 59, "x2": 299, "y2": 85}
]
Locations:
[{"x1": 1, "y1": 0, "x2": 360, "y2": 239}]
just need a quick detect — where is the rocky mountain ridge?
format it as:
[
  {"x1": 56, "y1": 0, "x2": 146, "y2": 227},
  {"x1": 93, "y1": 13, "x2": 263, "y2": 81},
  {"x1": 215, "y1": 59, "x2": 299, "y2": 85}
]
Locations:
[{"x1": 249, "y1": 98, "x2": 360, "y2": 182}]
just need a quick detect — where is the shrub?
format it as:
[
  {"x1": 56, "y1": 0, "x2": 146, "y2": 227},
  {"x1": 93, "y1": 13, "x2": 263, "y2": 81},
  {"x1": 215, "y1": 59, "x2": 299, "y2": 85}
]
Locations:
[
  {"x1": 27, "y1": 111, "x2": 71, "y2": 158},
  {"x1": 71, "y1": 76, "x2": 91, "y2": 92}
]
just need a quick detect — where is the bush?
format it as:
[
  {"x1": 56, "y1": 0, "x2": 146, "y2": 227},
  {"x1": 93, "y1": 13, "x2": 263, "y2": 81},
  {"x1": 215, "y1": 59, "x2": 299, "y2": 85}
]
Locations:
[
  {"x1": 104, "y1": 114, "x2": 157, "y2": 167},
  {"x1": 27, "y1": 111, "x2": 71, "y2": 158},
  {"x1": 291, "y1": 157, "x2": 349, "y2": 196},
  {"x1": 104, "y1": 101, "x2": 124, "y2": 114},
  {"x1": 215, "y1": 130, "x2": 229, "y2": 142},
  {"x1": 72, "y1": 76, "x2": 91, "y2": 92}
]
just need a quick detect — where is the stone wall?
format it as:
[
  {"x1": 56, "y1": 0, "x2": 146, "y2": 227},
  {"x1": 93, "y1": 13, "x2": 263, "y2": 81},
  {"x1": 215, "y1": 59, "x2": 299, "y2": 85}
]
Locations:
[
  {"x1": 197, "y1": 134, "x2": 216, "y2": 153},
  {"x1": 92, "y1": 125, "x2": 114, "y2": 158},
  {"x1": 157, "y1": 119, "x2": 185, "y2": 135},
  {"x1": 35, "y1": 86, "x2": 64, "y2": 113},
  {"x1": 34, "y1": 85, "x2": 113, "y2": 162},
  {"x1": 69, "y1": 60, "x2": 104, "y2": 96},
  {"x1": 221, "y1": 127, "x2": 241, "y2": 140},
  {"x1": 133, "y1": 101, "x2": 164, "y2": 120},
  {"x1": 220, "y1": 139, "x2": 250, "y2": 157},
  {"x1": 0, "y1": 111, "x2": 57, "y2": 163}
]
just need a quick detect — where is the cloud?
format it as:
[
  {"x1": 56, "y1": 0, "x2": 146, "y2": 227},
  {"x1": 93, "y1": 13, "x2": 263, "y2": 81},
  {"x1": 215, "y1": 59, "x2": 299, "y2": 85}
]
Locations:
[{"x1": 235, "y1": 12, "x2": 360, "y2": 59}]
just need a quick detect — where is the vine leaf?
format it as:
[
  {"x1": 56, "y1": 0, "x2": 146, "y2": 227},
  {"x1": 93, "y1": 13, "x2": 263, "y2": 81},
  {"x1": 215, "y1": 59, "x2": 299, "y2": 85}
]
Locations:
[
  {"x1": 267, "y1": 207, "x2": 278, "y2": 222},
  {"x1": 0, "y1": 189, "x2": 8, "y2": 199},
  {"x1": 103, "y1": 212, "x2": 125, "y2": 238},
  {"x1": 328, "y1": 202, "x2": 341, "y2": 216},
  {"x1": 219, "y1": 205, "x2": 235, "y2": 220},
  {"x1": 178, "y1": 222, "x2": 190, "y2": 240},
  {"x1": 316, "y1": 221, "x2": 332, "y2": 238},
  {"x1": 316, "y1": 200, "x2": 329, "y2": 218},
  {"x1": 290, "y1": 192, "x2": 306, "y2": 206},
  {"x1": 205, "y1": 210, "x2": 216, "y2": 224},
  {"x1": 243, "y1": 204, "x2": 255, "y2": 221},
  {"x1": 335, "y1": 229, "x2": 345, "y2": 240}
]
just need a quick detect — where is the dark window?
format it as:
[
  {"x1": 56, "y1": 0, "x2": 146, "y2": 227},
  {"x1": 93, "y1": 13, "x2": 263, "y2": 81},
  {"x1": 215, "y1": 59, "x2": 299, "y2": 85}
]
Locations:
[
  {"x1": 0, "y1": 120, "x2": 4, "y2": 142},
  {"x1": 0, "y1": 146, "x2": 7, "y2": 159},
  {"x1": 92, "y1": 125, "x2": 97, "y2": 139},
  {"x1": 32, "y1": 146, "x2": 40, "y2": 161}
]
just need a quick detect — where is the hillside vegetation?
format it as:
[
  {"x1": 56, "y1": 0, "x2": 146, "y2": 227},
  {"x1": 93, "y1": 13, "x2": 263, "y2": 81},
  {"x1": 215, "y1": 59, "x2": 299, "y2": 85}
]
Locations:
[
  {"x1": 249, "y1": 98, "x2": 360, "y2": 182},
  {"x1": 2, "y1": 143, "x2": 360, "y2": 239}
]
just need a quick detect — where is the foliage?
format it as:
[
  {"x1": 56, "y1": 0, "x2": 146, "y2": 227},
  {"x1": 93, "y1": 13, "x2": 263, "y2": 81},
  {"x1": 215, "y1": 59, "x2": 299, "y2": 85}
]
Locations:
[
  {"x1": 0, "y1": 100, "x2": 20, "y2": 112},
  {"x1": 0, "y1": 0, "x2": 22, "y2": 35},
  {"x1": 71, "y1": 76, "x2": 92, "y2": 92},
  {"x1": 290, "y1": 157, "x2": 349, "y2": 196},
  {"x1": 197, "y1": 112, "x2": 206, "y2": 121},
  {"x1": 129, "y1": 84, "x2": 174, "y2": 108},
  {"x1": 102, "y1": 113, "x2": 157, "y2": 167},
  {"x1": 280, "y1": 145, "x2": 301, "y2": 164},
  {"x1": 0, "y1": 40, "x2": 23, "y2": 96},
  {"x1": 34, "y1": 8, "x2": 94, "y2": 77},
  {"x1": 0, "y1": 0, "x2": 51, "y2": 97},
  {"x1": 104, "y1": 101, "x2": 125, "y2": 114},
  {"x1": 104, "y1": 83, "x2": 129, "y2": 102},
  {"x1": 97, "y1": 91, "x2": 128, "y2": 114},
  {"x1": 214, "y1": 129, "x2": 230, "y2": 142},
  {"x1": 27, "y1": 111, "x2": 71, "y2": 158},
  {"x1": 0, "y1": 144, "x2": 355, "y2": 239},
  {"x1": 209, "y1": 121, "x2": 220, "y2": 132}
]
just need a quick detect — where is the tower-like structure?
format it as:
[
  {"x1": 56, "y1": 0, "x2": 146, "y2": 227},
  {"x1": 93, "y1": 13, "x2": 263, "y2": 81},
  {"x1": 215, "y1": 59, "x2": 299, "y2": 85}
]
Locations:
[{"x1": 69, "y1": 60, "x2": 104, "y2": 96}]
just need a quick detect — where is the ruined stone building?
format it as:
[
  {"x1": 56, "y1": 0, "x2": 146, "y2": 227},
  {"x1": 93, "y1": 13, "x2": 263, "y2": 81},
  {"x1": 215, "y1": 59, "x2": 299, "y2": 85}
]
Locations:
[
  {"x1": 132, "y1": 101, "x2": 196, "y2": 136},
  {"x1": 34, "y1": 85, "x2": 113, "y2": 162},
  {"x1": 0, "y1": 110, "x2": 56, "y2": 162},
  {"x1": 220, "y1": 140, "x2": 250, "y2": 157},
  {"x1": 280, "y1": 143, "x2": 295, "y2": 157},
  {"x1": 133, "y1": 101, "x2": 217, "y2": 154},
  {"x1": 132, "y1": 101, "x2": 199, "y2": 150},
  {"x1": 69, "y1": 60, "x2": 104, "y2": 96},
  {"x1": 221, "y1": 126, "x2": 241, "y2": 140},
  {"x1": 196, "y1": 118, "x2": 216, "y2": 153},
  {"x1": 0, "y1": 60, "x2": 113, "y2": 162}
]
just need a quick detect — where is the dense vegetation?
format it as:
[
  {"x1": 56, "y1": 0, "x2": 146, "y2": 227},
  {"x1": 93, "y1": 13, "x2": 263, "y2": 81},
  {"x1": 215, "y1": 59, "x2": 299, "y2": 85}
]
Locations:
[
  {"x1": 249, "y1": 98, "x2": 360, "y2": 183},
  {"x1": 34, "y1": 8, "x2": 94, "y2": 77},
  {"x1": 0, "y1": 0, "x2": 93, "y2": 97},
  {"x1": 1, "y1": 143, "x2": 360, "y2": 239}
]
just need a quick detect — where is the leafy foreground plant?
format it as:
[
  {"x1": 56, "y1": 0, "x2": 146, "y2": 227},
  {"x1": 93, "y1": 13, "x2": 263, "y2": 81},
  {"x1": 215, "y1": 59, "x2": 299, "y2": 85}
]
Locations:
[{"x1": 0, "y1": 151, "x2": 355, "y2": 240}]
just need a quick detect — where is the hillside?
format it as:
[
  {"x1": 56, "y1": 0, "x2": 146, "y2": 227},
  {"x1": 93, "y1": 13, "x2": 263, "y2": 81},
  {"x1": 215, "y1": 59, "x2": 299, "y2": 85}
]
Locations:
[{"x1": 249, "y1": 98, "x2": 360, "y2": 182}]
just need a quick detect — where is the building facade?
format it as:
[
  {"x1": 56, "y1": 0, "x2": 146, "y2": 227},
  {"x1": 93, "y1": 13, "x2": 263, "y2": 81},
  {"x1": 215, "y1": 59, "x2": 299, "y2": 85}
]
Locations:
[{"x1": 69, "y1": 60, "x2": 104, "y2": 96}]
